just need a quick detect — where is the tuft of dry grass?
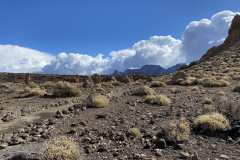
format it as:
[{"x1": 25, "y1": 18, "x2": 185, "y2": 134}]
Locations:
[
  {"x1": 145, "y1": 95, "x2": 171, "y2": 106},
  {"x1": 194, "y1": 113, "x2": 229, "y2": 132},
  {"x1": 203, "y1": 97, "x2": 213, "y2": 104},
  {"x1": 150, "y1": 81, "x2": 166, "y2": 87},
  {"x1": 218, "y1": 91, "x2": 226, "y2": 95},
  {"x1": 86, "y1": 95, "x2": 109, "y2": 108},
  {"x1": 170, "y1": 87, "x2": 180, "y2": 94},
  {"x1": 53, "y1": 81, "x2": 81, "y2": 98},
  {"x1": 192, "y1": 86, "x2": 200, "y2": 91},
  {"x1": 128, "y1": 128, "x2": 140, "y2": 136},
  {"x1": 134, "y1": 85, "x2": 155, "y2": 96},
  {"x1": 163, "y1": 117, "x2": 190, "y2": 143},
  {"x1": 41, "y1": 138, "x2": 81, "y2": 160},
  {"x1": 199, "y1": 105, "x2": 216, "y2": 115},
  {"x1": 21, "y1": 87, "x2": 47, "y2": 97}
]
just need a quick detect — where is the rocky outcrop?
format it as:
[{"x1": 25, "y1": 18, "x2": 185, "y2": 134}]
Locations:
[{"x1": 200, "y1": 14, "x2": 240, "y2": 61}]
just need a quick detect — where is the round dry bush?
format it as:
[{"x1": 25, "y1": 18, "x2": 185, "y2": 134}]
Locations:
[
  {"x1": 87, "y1": 95, "x2": 109, "y2": 108},
  {"x1": 164, "y1": 118, "x2": 190, "y2": 143},
  {"x1": 128, "y1": 128, "x2": 140, "y2": 136},
  {"x1": 145, "y1": 95, "x2": 171, "y2": 106},
  {"x1": 134, "y1": 85, "x2": 155, "y2": 96},
  {"x1": 41, "y1": 139, "x2": 81, "y2": 160},
  {"x1": 22, "y1": 87, "x2": 47, "y2": 97},
  {"x1": 194, "y1": 113, "x2": 229, "y2": 132},
  {"x1": 203, "y1": 97, "x2": 213, "y2": 104},
  {"x1": 150, "y1": 81, "x2": 166, "y2": 87},
  {"x1": 53, "y1": 81, "x2": 81, "y2": 98}
]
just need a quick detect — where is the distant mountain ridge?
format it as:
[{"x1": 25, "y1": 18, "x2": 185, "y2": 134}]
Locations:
[{"x1": 112, "y1": 63, "x2": 186, "y2": 75}]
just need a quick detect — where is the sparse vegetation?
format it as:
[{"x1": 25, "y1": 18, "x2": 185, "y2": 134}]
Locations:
[
  {"x1": 203, "y1": 97, "x2": 213, "y2": 104},
  {"x1": 150, "y1": 81, "x2": 166, "y2": 87},
  {"x1": 128, "y1": 128, "x2": 140, "y2": 136},
  {"x1": 163, "y1": 117, "x2": 190, "y2": 143},
  {"x1": 41, "y1": 138, "x2": 81, "y2": 160},
  {"x1": 194, "y1": 113, "x2": 229, "y2": 132},
  {"x1": 170, "y1": 87, "x2": 180, "y2": 94},
  {"x1": 53, "y1": 81, "x2": 81, "y2": 98},
  {"x1": 86, "y1": 95, "x2": 109, "y2": 108},
  {"x1": 134, "y1": 85, "x2": 155, "y2": 96},
  {"x1": 145, "y1": 95, "x2": 171, "y2": 106}
]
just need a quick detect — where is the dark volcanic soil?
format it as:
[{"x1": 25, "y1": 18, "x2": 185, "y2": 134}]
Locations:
[{"x1": 0, "y1": 73, "x2": 240, "y2": 160}]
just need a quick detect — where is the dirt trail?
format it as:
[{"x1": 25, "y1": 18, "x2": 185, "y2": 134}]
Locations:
[{"x1": 0, "y1": 104, "x2": 72, "y2": 135}]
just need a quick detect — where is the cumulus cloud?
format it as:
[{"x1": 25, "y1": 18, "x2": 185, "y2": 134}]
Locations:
[
  {"x1": 42, "y1": 52, "x2": 110, "y2": 75},
  {"x1": 181, "y1": 10, "x2": 239, "y2": 62},
  {"x1": 0, "y1": 45, "x2": 54, "y2": 73},
  {"x1": 1, "y1": 10, "x2": 239, "y2": 75}
]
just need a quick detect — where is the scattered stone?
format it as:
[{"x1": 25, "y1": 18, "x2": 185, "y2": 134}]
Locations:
[
  {"x1": 0, "y1": 106, "x2": 6, "y2": 110},
  {"x1": 37, "y1": 128, "x2": 44, "y2": 133},
  {"x1": 55, "y1": 110, "x2": 62, "y2": 118},
  {"x1": 62, "y1": 109, "x2": 69, "y2": 114},
  {"x1": 1, "y1": 113, "x2": 15, "y2": 122},
  {"x1": 154, "y1": 138, "x2": 166, "y2": 149},
  {"x1": 0, "y1": 142, "x2": 8, "y2": 149},
  {"x1": 68, "y1": 106, "x2": 74, "y2": 111},
  {"x1": 79, "y1": 121, "x2": 87, "y2": 126},
  {"x1": 96, "y1": 114, "x2": 107, "y2": 119},
  {"x1": 175, "y1": 143, "x2": 185, "y2": 150},
  {"x1": 155, "y1": 149, "x2": 163, "y2": 157},
  {"x1": 179, "y1": 151, "x2": 190, "y2": 159},
  {"x1": 68, "y1": 129, "x2": 77, "y2": 134},
  {"x1": 219, "y1": 154, "x2": 230, "y2": 159}
]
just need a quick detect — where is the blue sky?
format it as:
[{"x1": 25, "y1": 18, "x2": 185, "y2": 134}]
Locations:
[
  {"x1": 0, "y1": 1, "x2": 239, "y2": 74},
  {"x1": 0, "y1": 0, "x2": 239, "y2": 56}
]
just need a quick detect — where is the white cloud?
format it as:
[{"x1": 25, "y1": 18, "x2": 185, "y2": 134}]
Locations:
[
  {"x1": 42, "y1": 52, "x2": 110, "y2": 75},
  {"x1": 0, "y1": 45, "x2": 54, "y2": 73},
  {"x1": 181, "y1": 10, "x2": 239, "y2": 62},
  {"x1": 1, "y1": 10, "x2": 239, "y2": 75}
]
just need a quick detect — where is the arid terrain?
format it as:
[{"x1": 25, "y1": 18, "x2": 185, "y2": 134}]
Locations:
[{"x1": 1, "y1": 15, "x2": 240, "y2": 160}]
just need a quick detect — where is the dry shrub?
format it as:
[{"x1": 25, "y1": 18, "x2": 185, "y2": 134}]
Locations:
[
  {"x1": 145, "y1": 95, "x2": 171, "y2": 106},
  {"x1": 128, "y1": 128, "x2": 140, "y2": 136},
  {"x1": 194, "y1": 113, "x2": 229, "y2": 132},
  {"x1": 192, "y1": 86, "x2": 200, "y2": 91},
  {"x1": 213, "y1": 97, "x2": 240, "y2": 120},
  {"x1": 218, "y1": 91, "x2": 225, "y2": 95},
  {"x1": 41, "y1": 138, "x2": 81, "y2": 160},
  {"x1": 171, "y1": 71, "x2": 187, "y2": 84},
  {"x1": 170, "y1": 87, "x2": 180, "y2": 94},
  {"x1": 86, "y1": 95, "x2": 109, "y2": 108},
  {"x1": 91, "y1": 73, "x2": 101, "y2": 83},
  {"x1": 150, "y1": 81, "x2": 166, "y2": 87},
  {"x1": 203, "y1": 97, "x2": 213, "y2": 104},
  {"x1": 199, "y1": 105, "x2": 216, "y2": 115},
  {"x1": 180, "y1": 77, "x2": 198, "y2": 86},
  {"x1": 53, "y1": 81, "x2": 81, "y2": 98},
  {"x1": 134, "y1": 85, "x2": 155, "y2": 96},
  {"x1": 95, "y1": 87, "x2": 105, "y2": 92},
  {"x1": 111, "y1": 81, "x2": 124, "y2": 86},
  {"x1": 202, "y1": 78, "x2": 230, "y2": 87},
  {"x1": 163, "y1": 117, "x2": 190, "y2": 143},
  {"x1": 41, "y1": 81, "x2": 55, "y2": 89},
  {"x1": 21, "y1": 87, "x2": 47, "y2": 97}
]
